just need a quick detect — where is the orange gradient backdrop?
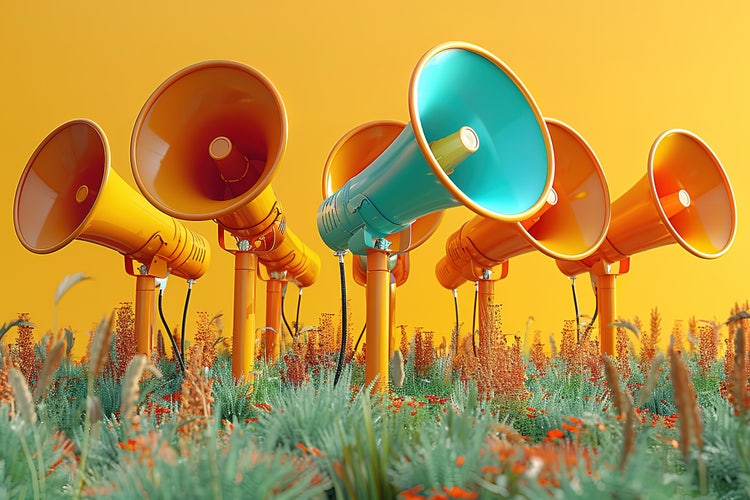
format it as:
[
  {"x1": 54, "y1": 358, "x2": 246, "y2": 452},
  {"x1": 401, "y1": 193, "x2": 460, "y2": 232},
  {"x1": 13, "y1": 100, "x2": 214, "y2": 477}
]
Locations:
[{"x1": 2, "y1": 1, "x2": 749, "y2": 354}]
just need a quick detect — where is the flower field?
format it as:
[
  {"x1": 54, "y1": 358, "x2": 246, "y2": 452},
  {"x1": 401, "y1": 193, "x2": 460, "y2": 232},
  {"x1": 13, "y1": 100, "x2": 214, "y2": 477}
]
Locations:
[{"x1": 2, "y1": 285, "x2": 750, "y2": 499}]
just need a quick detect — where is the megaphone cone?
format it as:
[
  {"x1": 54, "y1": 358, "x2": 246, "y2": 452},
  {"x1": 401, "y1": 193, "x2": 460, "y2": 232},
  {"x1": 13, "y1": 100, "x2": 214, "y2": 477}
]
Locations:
[
  {"x1": 557, "y1": 129, "x2": 737, "y2": 277},
  {"x1": 323, "y1": 120, "x2": 444, "y2": 255},
  {"x1": 14, "y1": 119, "x2": 210, "y2": 280},
  {"x1": 317, "y1": 42, "x2": 554, "y2": 254},
  {"x1": 435, "y1": 119, "x2": 611, "y2": 290},
  {"x1": 131, "y1": 60, "x2": 320, "y2": 287}
]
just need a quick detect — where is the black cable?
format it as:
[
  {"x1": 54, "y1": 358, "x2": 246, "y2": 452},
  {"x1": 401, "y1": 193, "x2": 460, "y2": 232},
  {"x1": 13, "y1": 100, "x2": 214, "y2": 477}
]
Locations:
[
  {"x1": 471, "y1": 282, "x2": 478, "y2": 357},
  {"x1": 571, "y1": 276, "x2": 580, "y2": 343},
  {"x1": 181, "y1": 280, "x2": 193, "y2": 358},
  {"x1": 353, "y1": 322, "x2": 366, "y2": 353},
  {"x1": 280, "y1": 282, "x2": 294, "y2": 339},
  {"x1": 333, "y1": 251, "x2": 348, "y2": 387},
  {"x1": 157, "y1": 288, "x2": 185, "y2": 373},
  {"x1": 294, "y1": 287, "x2": 303, "y2": 336}
]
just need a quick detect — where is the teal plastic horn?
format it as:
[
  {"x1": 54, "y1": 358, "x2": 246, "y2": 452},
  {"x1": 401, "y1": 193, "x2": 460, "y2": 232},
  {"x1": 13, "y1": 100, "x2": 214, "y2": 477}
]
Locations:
[{"x1": 317, "y1": 41, "x2": 554, "y2": 254}]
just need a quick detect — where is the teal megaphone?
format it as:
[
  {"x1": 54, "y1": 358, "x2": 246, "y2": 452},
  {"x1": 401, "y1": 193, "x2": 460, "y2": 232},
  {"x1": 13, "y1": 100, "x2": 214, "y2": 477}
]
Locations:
[{"x1": 317, "y1": 41, "x2": 555, "y2": 255}]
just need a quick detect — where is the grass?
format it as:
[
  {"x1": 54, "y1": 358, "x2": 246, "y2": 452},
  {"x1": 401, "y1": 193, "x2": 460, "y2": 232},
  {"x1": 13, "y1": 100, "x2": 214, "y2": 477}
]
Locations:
[{"x1": 2, "y1": 290, "x2": 750, "y2": 498}]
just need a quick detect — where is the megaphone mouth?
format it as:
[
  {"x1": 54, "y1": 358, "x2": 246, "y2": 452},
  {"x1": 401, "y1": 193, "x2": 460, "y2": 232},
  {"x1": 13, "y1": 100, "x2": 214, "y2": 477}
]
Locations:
[
  {"x1": 14, "y1": 119, "x2": 110, "y2": 253},
  {"x1": 408, "y1": 41, "x2": 554, "y2": 222},
  {"x1": 647, "y1": 129, "x2": 737, "y2": 258},
  {"x1": 131, "y1": 60, "x2": 287, "y2": 221},
  {"x1": 514, "y1": 119, "x2": 611, "y2": 261}
]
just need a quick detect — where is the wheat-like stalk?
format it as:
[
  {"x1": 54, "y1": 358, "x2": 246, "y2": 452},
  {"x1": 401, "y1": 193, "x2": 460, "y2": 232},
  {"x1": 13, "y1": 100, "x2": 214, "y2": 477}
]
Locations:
[
  {"x1": 731, "y1": 325, "x2": 747, "y2": 416},
  {"x1": 636, "y1": 351, "x2": 665, "y2": 407},
  {"x1": 32, "y1": 338, "x2": 65, "y2": 402},
  {"x1": 8, "y1": 367, "x2": 36, "y2": 426},
  {"x1": 390, "y1": 350, "x2": 405, "y2": 388},
  {"x1": 668, "y1": 345, "x2": 703, "y2": 461},
  {"x1": 603, "y1": 354, "x2": 629, "y2": 417},
  {"x1": 88, "y1": 313, "x2": 114, "y2": 379},
  {"x1": 120, "y1": 354, "x2": 163, "y2": 421}
]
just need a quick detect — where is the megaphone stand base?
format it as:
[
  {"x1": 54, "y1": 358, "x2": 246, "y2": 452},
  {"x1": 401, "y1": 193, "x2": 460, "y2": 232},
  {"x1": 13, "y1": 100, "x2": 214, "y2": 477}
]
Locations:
[
  {"x1": 135, "y1": 274, "x2": 156, "y2": 355},
  {"x1": 366, "y1": 247, "x2": 390, "y2": 393},
  {"x1": 592, "y1": 259, "x2": 630, "y2": 356},
  {"x1": 232, "y1": 250, "x2": 258, "y2": 385}
]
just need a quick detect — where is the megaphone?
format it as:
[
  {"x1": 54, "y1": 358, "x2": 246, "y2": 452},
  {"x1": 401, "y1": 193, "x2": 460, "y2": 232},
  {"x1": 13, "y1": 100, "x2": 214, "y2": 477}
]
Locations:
[
  {"x1": 14, "y1": 119, "x2": 211, "y2": 353},
  {"x1": 556, "y1": 129, "x2": 737, "y2": 354},
  {"x1": 318, "y1": 41, "x2": 554, "y2": 391},
  {"x1": 435, "y1": 119, "x2": 611, "y2": 290},
  {"x1": 317, "y1": 41, "x2": 554, "y2": 255},
  {"x1": 130, "y1": 60, "x2": 321, "y2": 378}
]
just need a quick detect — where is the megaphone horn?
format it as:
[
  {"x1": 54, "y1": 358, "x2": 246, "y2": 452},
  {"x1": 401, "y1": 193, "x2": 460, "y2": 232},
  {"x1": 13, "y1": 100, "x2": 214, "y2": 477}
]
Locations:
[
  {"x1": 435, "y1": 119, "x2": 611, "y2": 290},
  {"x1": 317, "y1": 41, "x2": 554, "y2": 255},
  {"x1": 557, "y1": 128, "x2": 737, "y2": 277},
  {"x1": 14, "y1": 119, "x2": 210, "y2": 280},
  {"x1": 131, "y1": 59, "x2": 320, "y2": 287}
]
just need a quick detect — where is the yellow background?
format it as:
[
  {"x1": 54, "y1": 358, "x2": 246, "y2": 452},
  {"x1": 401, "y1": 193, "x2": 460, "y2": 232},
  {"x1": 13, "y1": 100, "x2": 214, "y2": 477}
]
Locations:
[{"x1": 2, "y1": 1, "x2": 748, "y2": 353}]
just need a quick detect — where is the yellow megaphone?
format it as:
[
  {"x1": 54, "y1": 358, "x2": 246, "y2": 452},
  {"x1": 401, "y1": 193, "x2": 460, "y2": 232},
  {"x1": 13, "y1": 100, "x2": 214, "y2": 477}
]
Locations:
[
  {"x1": 14, "y1": 119, "x2": 211, "y2": 353},
  {"x1": 130, "y1": 60, "x2": 320, "y2": 379},
  {"x1": 434, "y1": 119, "x2": 611, "y2": 334},
  {"x1": 556, "y1": 129, "x2": 737, "y2": 354}
]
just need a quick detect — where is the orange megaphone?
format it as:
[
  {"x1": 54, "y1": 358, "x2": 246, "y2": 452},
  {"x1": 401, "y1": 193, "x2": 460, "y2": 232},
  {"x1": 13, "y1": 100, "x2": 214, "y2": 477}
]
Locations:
[
  {"x1": 435, "y1": 119, "x2": 611, "y2": 290},
  {"x1": 556, "y1": 129, "x2": 737, "y2": 354},
  {"x1": 14, "y1": 119, "x2": 211, "y2": 353},
  {"x1": 130, "y1": 60, "x2": 320, "y2": 380}
]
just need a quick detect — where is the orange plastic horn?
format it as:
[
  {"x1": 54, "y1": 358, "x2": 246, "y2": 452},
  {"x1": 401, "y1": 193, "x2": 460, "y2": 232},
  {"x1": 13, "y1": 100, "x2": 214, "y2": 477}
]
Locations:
[
  {"x1": 15, "y1": 120, "x2": 210, "y2": 280},
  {"x1": 557, "y1": 129, "x2": 737, "y2": 277},
  {"x1": 556, "y1": 129, "x2": 737, "y2": 355},
  {"x1": 14, "y1": 119, "x2": 211, "y2": 354},
  {"x1": 130, "y1": 60, "x2": 320, "y2": 288},
  {"x1": 435, "y1": 119, "x2": 611, "y2": 290}
]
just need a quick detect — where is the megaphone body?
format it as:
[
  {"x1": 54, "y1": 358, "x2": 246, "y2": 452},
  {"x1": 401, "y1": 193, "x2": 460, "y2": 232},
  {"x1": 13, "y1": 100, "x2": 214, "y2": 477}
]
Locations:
[
  {"x1": 557, "y1": 129, "x2": 736, "y2": 276},
  {"x1": 435, "y1": 119, "x2": 611, "y2": 290},
  {"x1": 131, "y1": 60, "x2": 320, "y2": 378},
  {"x1": 318, "y1": 42, "x2": 555, "y2": 256},
  {"x1": 556, "y1": 129, "x2": 737, "y2": 354},
  {"x1": 14, "y1": 119, "x2": 211, "y2": 354},
  {"x1": 318, "y1": 41, "x2": 555, "y2": 392}
]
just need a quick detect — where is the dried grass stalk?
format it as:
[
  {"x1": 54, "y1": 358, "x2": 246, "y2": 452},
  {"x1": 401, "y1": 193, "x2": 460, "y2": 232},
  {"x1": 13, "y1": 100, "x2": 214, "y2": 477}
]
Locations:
[
  {"x1": 731, "y1": 326, "x2": 747, "y2": 416},
  {"x1": 54, "y1": 272, "x2": 92, "y2": 305},
  {"x1": 88, "y1": 313, "x2": 114, "y2": 379},
  {"x1": 390, "y1": 350, "x2": 405, "y2": 388},
  {"x1": 669, "y1": 345, "x2": 703, "y2": 461},
  {"x1": 9, "y1": 368, "x2": 36, "y2": 425},
  {"x1": 120, "y1": 354, "x2": 163, "y2": 421},
  {"x1": 603, "y1": 354, "x2": 629, "y2": 417},
  {"x1": 636, "y1": 351, "x2": 665, "y2": 407},
  {"x1": 33, "y1": 338, "x2": 65, "y2": 401}
]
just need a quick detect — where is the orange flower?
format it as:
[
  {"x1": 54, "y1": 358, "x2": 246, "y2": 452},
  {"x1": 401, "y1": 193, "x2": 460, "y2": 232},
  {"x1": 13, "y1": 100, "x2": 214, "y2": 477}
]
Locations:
[
  {"x1": 455, "y1": 455, "x2": 465, "y2": 467},
  {"x1": 481, "y1": 465, "x2": 502, "y2": 475},
  {"x1": 546, "y1": 429, "x2": 565, "y2": 440},
  {"x1": 442, "y1": 486, "x2": 478, "y2": 499},
  {"x1": 400, "y1": 484, "x2": 426, "y2": 500}
]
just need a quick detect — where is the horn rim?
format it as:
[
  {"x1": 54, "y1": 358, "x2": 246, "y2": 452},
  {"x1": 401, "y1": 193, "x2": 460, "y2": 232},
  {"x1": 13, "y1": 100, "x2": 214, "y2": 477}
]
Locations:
[
  {"x1": 130, "y1": 60, "x2": 288, "y2": 221},
  {"x1": 14, "y1": 119, "x2": 110, "y2": 254},
  {"x1": 647, "y1": 128, "x2": 737, "y2": 259},
  {"x1": 408, "y1": 41, "x2": 555, "y2": 222}
]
